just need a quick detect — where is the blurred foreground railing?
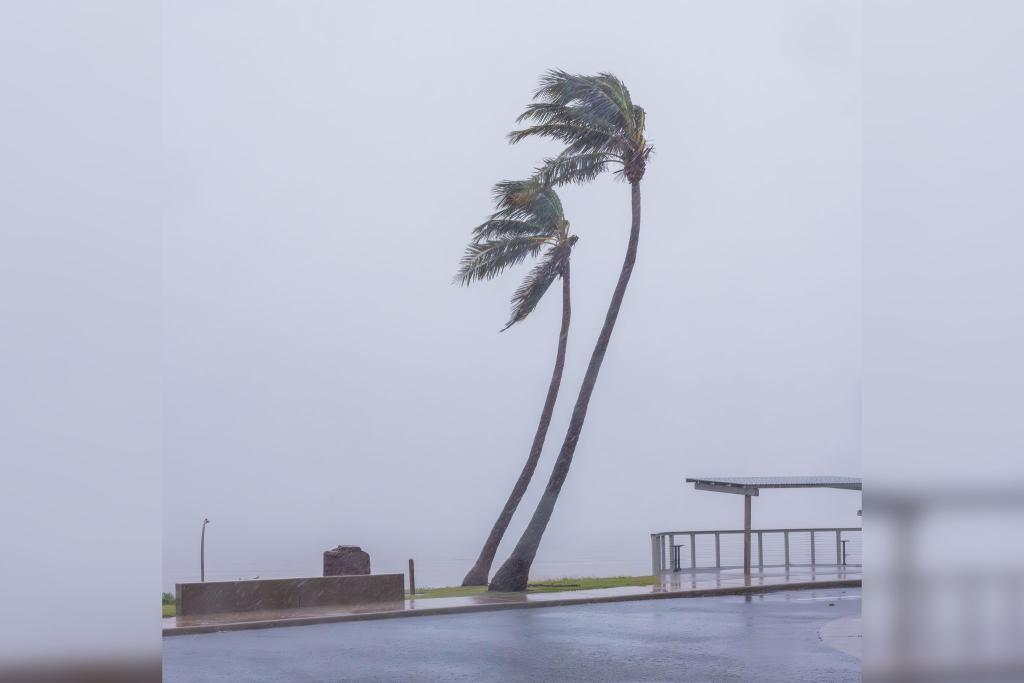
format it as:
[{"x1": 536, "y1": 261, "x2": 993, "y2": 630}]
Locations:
[{"x1": 650, "y1": 527, "x2": 862, "y2": 574}]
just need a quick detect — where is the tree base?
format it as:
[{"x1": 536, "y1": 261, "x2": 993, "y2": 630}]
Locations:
[
  {"x1": 488, "y1": 557, "x2": 530, "y2": 592},
  {"x1": 460, "y1": 565, "x2": 489, "y2": 587}
]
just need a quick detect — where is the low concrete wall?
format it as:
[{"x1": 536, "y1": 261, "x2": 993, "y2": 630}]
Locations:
[{"x1": 175, "y1": 574, "x2": 404, "y2": 616}]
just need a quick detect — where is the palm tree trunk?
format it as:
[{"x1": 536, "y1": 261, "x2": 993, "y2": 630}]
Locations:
[
  {"x1": 489, "y1": 182, "x2": 641, "y2": 592},
  {"x1": 461, "y1": 262, "x2": 573, "y2": 586}
]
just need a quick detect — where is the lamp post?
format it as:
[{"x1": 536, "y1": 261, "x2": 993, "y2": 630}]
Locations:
[{"x1": 200, "y1": 518, "x2": 210, "y2": 582}]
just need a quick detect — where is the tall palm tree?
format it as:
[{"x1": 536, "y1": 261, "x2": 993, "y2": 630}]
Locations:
[
  {"x1": 489, "y1": 70, "x2": 652, "y2": 591},
  {"x1": 456, "y1": 179, "x2": 578, "y2": 586}
]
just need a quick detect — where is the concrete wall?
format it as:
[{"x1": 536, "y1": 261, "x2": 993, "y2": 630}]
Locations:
[{"x1": 175, "y1": 574, "x2": 404, "y2": 616}]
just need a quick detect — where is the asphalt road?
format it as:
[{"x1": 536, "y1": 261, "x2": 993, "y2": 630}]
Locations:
[{"x1": 163, "y1": 588, "x2": 861, "y2": 682}]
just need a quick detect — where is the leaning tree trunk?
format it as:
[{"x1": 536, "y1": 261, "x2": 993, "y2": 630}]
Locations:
[
  {"x1": 489, "y1": 182, "x2": 642, "y2": 592},
  {"x1": 461, "y1": 263, "x2": 572, "y2": 586}
]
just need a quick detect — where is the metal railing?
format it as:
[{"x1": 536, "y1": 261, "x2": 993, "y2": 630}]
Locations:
[{"x1": 650, "y1": 527, "x2": 862, "y2": 574}]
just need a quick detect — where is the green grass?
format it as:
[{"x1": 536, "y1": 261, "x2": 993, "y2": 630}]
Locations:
[
  {"x1": 406, "y1": 575, "x2": 657, "y2": 600},
  {"x1": 163, "y1": 603, "x2": 176, "y2": 618}
]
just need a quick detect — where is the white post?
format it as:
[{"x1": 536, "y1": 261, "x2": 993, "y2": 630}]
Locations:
[
  {"x1": 743, "y1": 495, "x2": 752, "y2": 576},
  {"x1": 757, "y1": 531, "x2": 763, "y2": 570}
]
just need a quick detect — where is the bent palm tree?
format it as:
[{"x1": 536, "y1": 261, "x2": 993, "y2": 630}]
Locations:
[
  {"x1": 456, "y1": 179, "x2": 578, "y2": 586},
  {"x1": 489, "y1": 70, "x2": 652, "y2": 591}
]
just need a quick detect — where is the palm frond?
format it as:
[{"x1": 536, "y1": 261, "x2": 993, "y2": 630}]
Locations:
[
  {"x1": 535, "y1": 151, "x2": 616, "y2": 187},
  {"x1": 508, "y1": 124, "x2": 620, "y2": 155},
  {"x1": 502, "y1": 240, "x2": 574, "y2": 330},
  {"x1": 514, "y1": 102, "x2": 620, "y2": 134},
  {"x1": 594, "y1": 72, "x2": 635, "y2": 133},
  {"x1": 558, "y1": 132, "x2": 629, "y2": 158},
  {"x1": 454, "y1": 236, "x2": 546, "y2": 286},
  {"x1": 471, "y1": 218, "x2": 551, "y2": 241},
  {"x1": 531, "y1": 70, "x2": 629, "y2": 129},
  {"x1": 631, "y1": 105, "x2": 647, "y2": 137},
  {"x1": 490, "y1": 178, "x2": 564, "y2": 226}
]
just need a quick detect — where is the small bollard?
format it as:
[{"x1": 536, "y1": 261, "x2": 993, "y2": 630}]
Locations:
[{"x1": 408, "y1": 558, "x2": 416, "y2": 597}]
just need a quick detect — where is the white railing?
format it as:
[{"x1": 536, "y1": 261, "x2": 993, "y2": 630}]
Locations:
[{"x1": 650, "y1": 527, "x2": 862, "y2": 574}]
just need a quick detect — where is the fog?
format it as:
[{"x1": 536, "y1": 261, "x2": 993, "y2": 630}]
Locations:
[{"x1": 161, "y1": 0, "x2": 861, "y2": 590}]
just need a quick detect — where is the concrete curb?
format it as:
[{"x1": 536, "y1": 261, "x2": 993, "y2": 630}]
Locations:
[{"x1": 163, "y1": 579, "x2": 861, "y2": 637}]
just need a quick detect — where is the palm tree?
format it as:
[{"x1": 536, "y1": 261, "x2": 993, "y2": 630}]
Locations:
[
  {"x1": 489, "y1": 70, "x2": 652, "y2": 591},
  {"x1": 456, "y1": 178, "x2": 578, "y2": 586}
]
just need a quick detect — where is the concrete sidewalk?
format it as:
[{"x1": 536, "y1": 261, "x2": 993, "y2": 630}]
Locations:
[{"x1": 163, "y1": 564, "x2": 860, "y2": 636}]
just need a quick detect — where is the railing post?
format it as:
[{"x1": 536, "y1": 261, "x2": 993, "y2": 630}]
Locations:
[
  {"x1": 784, "y1": 531, "x2": 790, "y2": 567},
  {"x1": 743, "y1": 495, "x2": 752, "y2": 576},
  {"x1": 714, "y1": 532, "x2": 721, "y2": 568},
  {"x1": 835, "y1": 529, "x2": 842, "y2": 566},
  {"x1": 810, "y1": 531, "x2": 816, "y2": 566},
  {"x1": 690, "y1": 532, "x2": 696, "y2": 569},
  {"x1": 757, "y1": 531, "x2": 763, "y2": 570},
  {"x1": 651, "y1": 535, "x2": 660, "y2": 574},
  {"x1": 669, "y1": 534, "x2": 675, "y2": 571}
]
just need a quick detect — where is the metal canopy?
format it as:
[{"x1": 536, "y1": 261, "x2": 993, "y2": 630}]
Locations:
[
  {"x1": 686, "y1": 476, "x2": 861, "y2": 495},
  {"x1": 686, "y1": 476, "x2": 862, "y2": 576}
]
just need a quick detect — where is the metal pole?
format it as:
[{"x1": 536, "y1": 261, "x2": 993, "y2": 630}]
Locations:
[
  {"x1": 835, "y1": 530, "x2": 842, "y2": 566},
  {"x1": 200, "y1": 518, "x2": 209, "y2": 582},
  {"x1": 408, "y1": 558, "x2": 416, "y2": 596},
  {"x1": 810, "y1": 531, "x2": 816, "y2": 566},
  {"x1": 784, "y1": 531, "x2": 790, "y2": 567},
  {"x1": 689, "y1": 532, "x2": 696, "y2": 569},
  {"x1": 743, "y1": 495, "x2": 751, "y2": 576},
  {"x1": 757, "y1": 531, "x2": 763, "y2": 570},
  {"x1": 714, "y1": 532, "x2": 721, "y2": 569},
  {"x1": 651, "y1": 535, "x2": 660, "y2": 574}
]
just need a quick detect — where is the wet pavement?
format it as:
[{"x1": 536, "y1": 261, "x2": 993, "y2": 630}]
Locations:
[
  {"x1": 819, "y1": 615, "x2": 863, "y2": 659},
  {"x1": 164, "y1": 564, "x2": 860, "y2": 634},
  {"x1": 163, "y1": 587, "x2": 861, "y2": 682}
]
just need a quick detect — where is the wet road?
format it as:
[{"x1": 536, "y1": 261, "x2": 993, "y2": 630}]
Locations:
[{"x1": 163, "y1": 588, "x2": 860, "y2": 682}]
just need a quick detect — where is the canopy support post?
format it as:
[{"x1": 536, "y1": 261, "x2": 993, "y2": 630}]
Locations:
[{"x1": 743, "y1": 494, "x2": 752, "y2": 577}]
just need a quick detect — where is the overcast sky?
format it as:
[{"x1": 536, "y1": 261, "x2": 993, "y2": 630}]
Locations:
[{"x1": 162, "y1": 0, "x2": 861, "y2": 588}]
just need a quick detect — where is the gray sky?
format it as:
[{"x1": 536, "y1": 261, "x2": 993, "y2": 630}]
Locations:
[{"x1": 162, "y1": 0, "x2": 861, "y2": 589}]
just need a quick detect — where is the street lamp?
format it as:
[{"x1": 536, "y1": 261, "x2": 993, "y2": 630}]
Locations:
[{"x1": 200, "y1": 518, "x2": 210, "y2": 582}]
